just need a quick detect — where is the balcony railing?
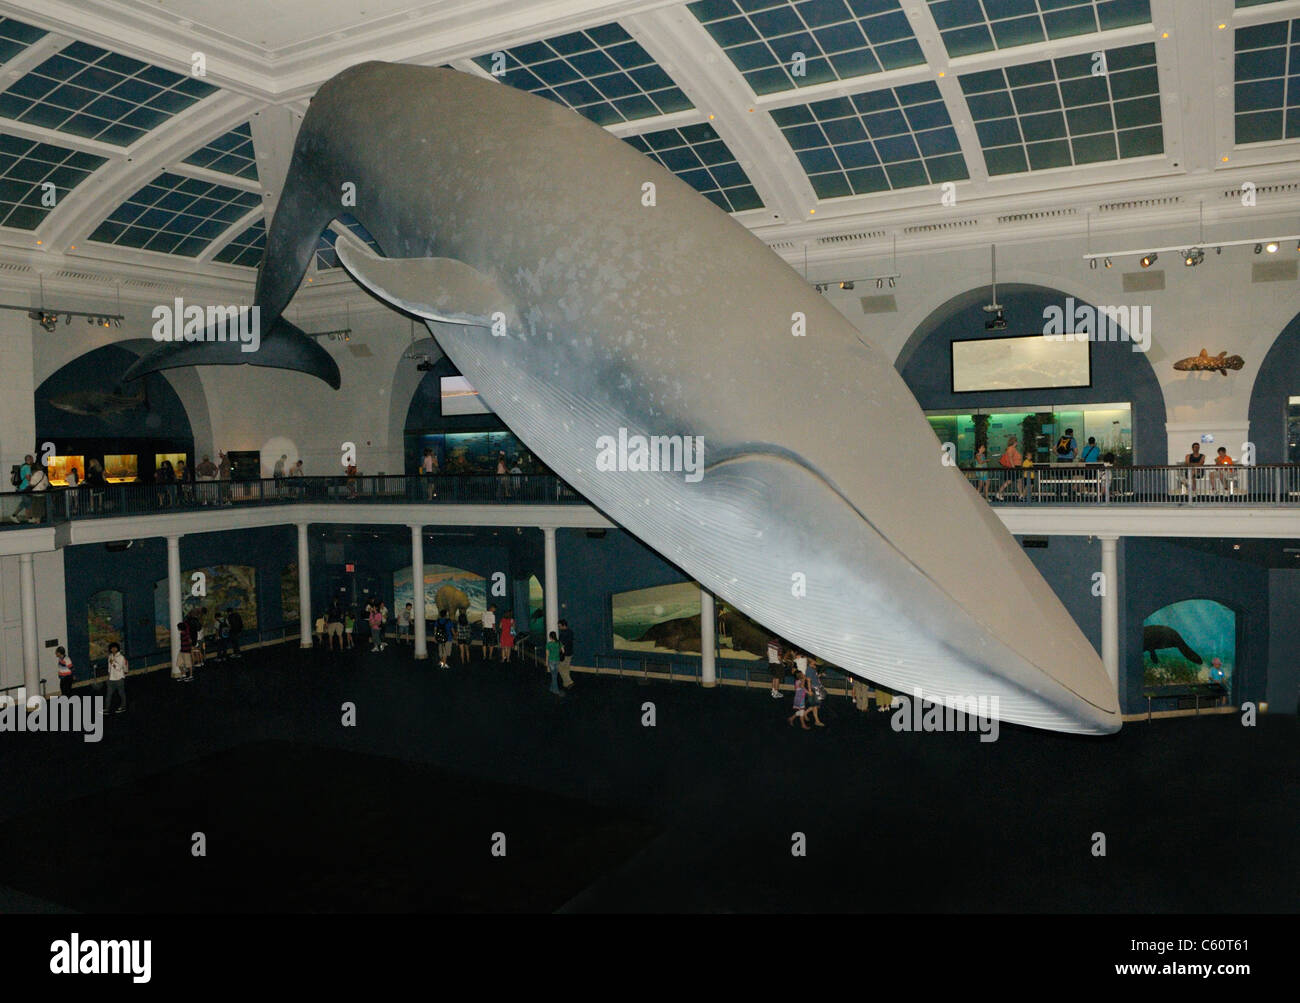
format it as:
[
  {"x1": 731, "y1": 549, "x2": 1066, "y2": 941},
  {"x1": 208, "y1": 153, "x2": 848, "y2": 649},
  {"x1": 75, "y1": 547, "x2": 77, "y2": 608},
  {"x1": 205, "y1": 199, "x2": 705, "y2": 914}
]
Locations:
[
  {"x1": 0, "y1": 473, "x2": 585, "y2": 528},
  {"x1": 965, "y1": 463, "x2": 1300, "y2": 505},
  {"x1": 3, "y1": 464, "x2": 1299, "y2": 531}
]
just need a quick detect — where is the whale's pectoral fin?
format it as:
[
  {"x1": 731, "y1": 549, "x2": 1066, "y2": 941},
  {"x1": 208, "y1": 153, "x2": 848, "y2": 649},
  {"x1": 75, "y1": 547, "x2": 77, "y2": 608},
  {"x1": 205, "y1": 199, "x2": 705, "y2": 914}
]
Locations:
[{"x1": 335, "y1": 230, "x2": 507, "y2": 327}]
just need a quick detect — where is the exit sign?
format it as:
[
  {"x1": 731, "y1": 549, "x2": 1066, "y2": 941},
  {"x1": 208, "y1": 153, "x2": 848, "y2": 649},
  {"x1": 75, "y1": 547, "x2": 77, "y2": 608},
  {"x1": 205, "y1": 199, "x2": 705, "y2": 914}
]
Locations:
[{"x1": 345, "y1": 563, "x2": 355, "y2": 573}]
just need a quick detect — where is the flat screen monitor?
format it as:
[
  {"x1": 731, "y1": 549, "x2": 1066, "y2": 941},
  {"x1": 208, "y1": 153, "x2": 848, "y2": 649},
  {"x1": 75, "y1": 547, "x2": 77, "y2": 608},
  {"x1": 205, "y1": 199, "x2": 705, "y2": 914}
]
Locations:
[
  {"x1": 951, "y1": 334, "x2": 1091, "y2": 394},
  {"x1": 440, "y1": 375, "x2": 490, "y2": 416}
]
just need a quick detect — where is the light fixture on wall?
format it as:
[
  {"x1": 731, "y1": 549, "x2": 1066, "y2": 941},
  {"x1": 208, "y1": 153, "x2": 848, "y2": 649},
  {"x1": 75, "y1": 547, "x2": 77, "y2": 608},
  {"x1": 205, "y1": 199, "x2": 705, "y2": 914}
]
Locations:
[{"x1": 1140, "y1": 252, "x2": 1158, "y2": 268}]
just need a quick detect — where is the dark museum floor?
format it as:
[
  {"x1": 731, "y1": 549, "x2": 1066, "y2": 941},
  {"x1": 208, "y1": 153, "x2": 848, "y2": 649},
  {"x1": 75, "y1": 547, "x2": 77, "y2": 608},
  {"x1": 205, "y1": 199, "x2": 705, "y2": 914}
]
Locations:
[{"x1": 0, "y1": 642, "x2": 1294, "y2": 913}]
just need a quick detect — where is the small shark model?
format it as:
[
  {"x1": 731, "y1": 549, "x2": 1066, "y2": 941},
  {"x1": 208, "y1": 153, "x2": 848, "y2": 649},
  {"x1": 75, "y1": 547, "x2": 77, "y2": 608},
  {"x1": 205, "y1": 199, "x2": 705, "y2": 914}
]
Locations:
[
  {"x1": 1173, "y1": 349, "x2": 1244, "y2": 375},
  {"x1": 48, "y1": 386, "x2": 146, "y2": 418}
]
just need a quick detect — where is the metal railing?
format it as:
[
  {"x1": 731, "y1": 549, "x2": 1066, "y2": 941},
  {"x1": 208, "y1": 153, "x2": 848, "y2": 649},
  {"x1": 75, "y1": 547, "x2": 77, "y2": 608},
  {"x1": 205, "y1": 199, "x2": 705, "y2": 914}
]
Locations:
[
  {"x1": 962, "y1": 462, "x2": 1300, "y2": 505},
  {"x1": 0, "y1": 473, "x2": 586, "y2": 528}
]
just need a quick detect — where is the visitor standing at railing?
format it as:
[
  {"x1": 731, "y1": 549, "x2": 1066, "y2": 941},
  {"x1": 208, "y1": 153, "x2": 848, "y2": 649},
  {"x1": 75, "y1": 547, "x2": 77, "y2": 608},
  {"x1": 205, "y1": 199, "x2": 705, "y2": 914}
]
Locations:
[
  {"x1": 217, "y1": 451, "x2": 231, "y2": 506},
  {"x1": 86, "y1": 458, "x2": 107, "y2": 513},
  {"x1": 196, "y1": 454, "x2": 217, "y2": 506},
  {"x1": 1183, "y1": 442, "x2": 1206, "y2": 497},
  {"x1": 421, "y1": 448, "x2": 438, "y2": 500},
  {"x1": 1080, "y1": 437, "x2": 1101, "y2": 463},
  {"x1": 972, "y1": 444, "x2": 991, "y2": 499},
  {"x1": 995, "y1": 437, "x2": 1021, "y2": 501},
  {"x1": 10, "y1": 454, "x2": 33, "y2": 522},
  {"x1": 27, "y1": 462, "x2": 48, "y2": 522},
  {"x1": 64, "y1": 465, "x2": 80, "y2": 517},
  {"x1": 1055, "y1": 428, "x2": 1078, "y2": 463},
  {"x1": 496, "y1": 453, "x2": 509, "y2": 500}
]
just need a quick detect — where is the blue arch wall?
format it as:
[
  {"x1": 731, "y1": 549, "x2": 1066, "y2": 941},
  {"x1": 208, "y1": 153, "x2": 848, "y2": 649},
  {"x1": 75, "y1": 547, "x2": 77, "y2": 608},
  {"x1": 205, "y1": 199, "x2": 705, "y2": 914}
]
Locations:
[
  {"x1": 1246, "y1": 308, "x2": 1300, "y2": 463},
  {"x1": 896, "y1": 284, "x2": 1167, "y2": 464}
]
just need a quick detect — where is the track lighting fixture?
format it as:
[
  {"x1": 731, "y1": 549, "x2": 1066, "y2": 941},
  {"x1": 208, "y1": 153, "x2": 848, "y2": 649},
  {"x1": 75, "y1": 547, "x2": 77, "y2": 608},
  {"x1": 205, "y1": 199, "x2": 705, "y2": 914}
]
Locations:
[
  {"x1": 1183, "y1": 248, "x2": 1204, "y2": 267},
  {"x1": 1140, "y1": 252, "x2": 1157, "y2": 268}
]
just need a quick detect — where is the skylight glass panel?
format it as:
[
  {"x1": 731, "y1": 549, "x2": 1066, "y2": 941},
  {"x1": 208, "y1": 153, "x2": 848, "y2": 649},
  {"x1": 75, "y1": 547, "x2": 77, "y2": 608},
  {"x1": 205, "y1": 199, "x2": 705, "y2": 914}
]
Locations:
[
  {"x1": 927, "y1": 0, "x2": 1151, "y2": 59},
  {"x1": 959, "y1": 41, "x2": 1162, "y2": 175},
  {"x1": 1234, "y1": 19, "x2": 1300, "y2": 143},
  {"x1": 770, "y1": 80, "x2": 968, "y2": 198},
  {"x1": 689, "y1": 0, "x2": 924, "y2": 95},
  {"x1": 183, "y1": 122, "x2": 258, "y2": 181},
  {"x1": 315, "y1": 214, "x2": 381, "y2": 270},
  {"x1": 89, "y1": 171, "x2": 261, "y2": 257},
  {"x1": 0, "y1": 133, "x2": 105, "y2": 229},
  {"x1": 0, "y1": 41, "x2": 216, "y2": 147},
  {"x1": 624, "y1": 122, "x2": 764, "y2": 211},
  {"x1": 0, "y1": 16, "x2": 47, "y2": 66},
  {"x1": 213, "y1": 218, "x2": 265, "y2": 269},
  {"x1": 473, "y1": 23, "x2": 693, "y2": 126}
]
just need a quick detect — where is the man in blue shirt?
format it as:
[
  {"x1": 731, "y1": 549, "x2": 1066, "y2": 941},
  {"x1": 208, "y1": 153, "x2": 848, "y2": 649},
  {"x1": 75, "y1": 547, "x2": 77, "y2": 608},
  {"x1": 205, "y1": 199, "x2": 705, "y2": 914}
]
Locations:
[{"x1": 1080, "y1": 436, "x2": 1101, "y2": 463}]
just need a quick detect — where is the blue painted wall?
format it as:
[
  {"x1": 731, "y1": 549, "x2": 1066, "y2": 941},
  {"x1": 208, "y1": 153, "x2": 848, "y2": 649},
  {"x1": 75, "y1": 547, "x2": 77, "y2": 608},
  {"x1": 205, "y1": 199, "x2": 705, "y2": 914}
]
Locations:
[
  {"x1": 1266, "y1": 570, "x2": 1300, "y2": 714},
  {"x1": 896, "y1": 284, "x2": 1167, "y2": 464},
  {"x1": 63, "y1": 525, "x2": 296, "y2": 677},
  {"x1": 1246, "y1": 308, "x2": 1300, "y2": 463}
]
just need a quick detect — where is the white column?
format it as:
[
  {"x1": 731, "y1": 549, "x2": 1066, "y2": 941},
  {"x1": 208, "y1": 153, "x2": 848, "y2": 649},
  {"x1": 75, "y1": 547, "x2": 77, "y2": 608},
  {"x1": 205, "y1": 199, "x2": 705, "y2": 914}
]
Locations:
[
  {"x1": 19, "y1": 553, "x2": 39, "y2": 705},
  {"x1": 542, "y1": 526, "x2": 559, "y2": 644},
  {"x1": 167, "y1": 535, "x2": 183, "y2": 676},
  {"x1": 1100, "y1": 535, "x2": 1119, "y2": 691},
  {"x1": 411, "y1": 525, "x2": 427, "y2": 660},
  {"x1": 297, "y1": 523, "x2": 312, "y2": 649},
  {"x1": 700, "y1": 588, "x2": 716, "y2": 688}
]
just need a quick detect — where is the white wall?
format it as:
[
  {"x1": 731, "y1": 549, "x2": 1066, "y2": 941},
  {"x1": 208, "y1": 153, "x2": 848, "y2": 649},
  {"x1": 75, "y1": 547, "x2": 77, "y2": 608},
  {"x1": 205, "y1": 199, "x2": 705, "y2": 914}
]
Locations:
[{"x1": 0, "y1": 550, "x2": 66, "y2": 696}]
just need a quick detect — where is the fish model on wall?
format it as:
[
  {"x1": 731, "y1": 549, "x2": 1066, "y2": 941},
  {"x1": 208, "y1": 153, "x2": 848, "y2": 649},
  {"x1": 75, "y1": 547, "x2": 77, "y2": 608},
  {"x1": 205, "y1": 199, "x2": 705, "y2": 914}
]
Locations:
[
  {"x1": 124, "y1": 63, "x2": 1119, "y2": 734},
  {"x1": 1173, "y1": 349, "x2": 1245, "y2": 376}
]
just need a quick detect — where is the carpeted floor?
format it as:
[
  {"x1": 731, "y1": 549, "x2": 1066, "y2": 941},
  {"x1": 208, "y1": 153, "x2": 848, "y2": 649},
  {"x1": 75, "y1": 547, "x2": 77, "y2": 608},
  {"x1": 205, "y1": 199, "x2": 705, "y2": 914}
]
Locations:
[{"x1": 0, "y1": 641, "x2": 1294, "y2": 912}]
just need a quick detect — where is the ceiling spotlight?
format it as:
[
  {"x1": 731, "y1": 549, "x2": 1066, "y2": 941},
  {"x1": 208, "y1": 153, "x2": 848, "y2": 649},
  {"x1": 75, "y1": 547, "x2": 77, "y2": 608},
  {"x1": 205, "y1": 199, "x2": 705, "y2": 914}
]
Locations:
[
  {"x1": 113, "y1": 318, "x2": 121, "y2": 328},
  {"x1": 1183, "y1": 248, "x2": 1204, "y2": 267},
  {"x1": 65, "y1": 314, "x2": 71, "y2": 325},
  {"x1": 1139, "y1": 252, "x2": 1158, "y2": 268},
  {"x1": 86, "y1": 316, "x2": 94, "y2": 325},
  {"x1": 876, "y1": 278, "x2": 883, "y2": 289},
  {"x1": 839, "y1": 280, "x2": 854, "y2": 290},
  {"x1": 1103, "y1": 257, "x2": 1112, "y2": 268},
  {"x1": 888, "y1": 277, "x2": 895, "y2": 288},
  {"x1": 813, "y1": 282, "x2": 827, "y2": 293},
  {"x1": 1254, "y1": 243, "x2": 1262, "y2": 254},
  {"x1": 1089, "y1": 258, "x2": 1097, "y2": 269},
  {"x1": 1265, "y1": 241, "x2": 1279, "y2": 254}
]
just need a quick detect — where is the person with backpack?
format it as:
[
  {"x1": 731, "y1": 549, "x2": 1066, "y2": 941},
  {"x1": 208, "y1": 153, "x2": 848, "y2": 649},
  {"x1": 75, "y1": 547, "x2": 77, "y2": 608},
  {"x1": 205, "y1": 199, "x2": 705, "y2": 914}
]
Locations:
[
  {"x1": 10, "y1": 454, "x2": 33, "y2": 523},
  {"x1": 1055, "y1": 427, "x2": 1078, "y2": 463},
  {"x1": 226, "y1": 607, "x2": 243, "y2": 658},
  {"x1": 435, "y1": 609, "x2": 455, "y2": 668}
]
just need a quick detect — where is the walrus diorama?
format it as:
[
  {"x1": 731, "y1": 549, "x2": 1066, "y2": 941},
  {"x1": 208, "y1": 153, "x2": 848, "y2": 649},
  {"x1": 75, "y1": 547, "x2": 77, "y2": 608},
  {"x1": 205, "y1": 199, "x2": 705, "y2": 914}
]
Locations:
[
  {"x1": 124, "y1": 63, "x2": 1118, "y2": 734},
  {"x1": 1143, "y1": 624, "x2": 1203, "y2": 666}
]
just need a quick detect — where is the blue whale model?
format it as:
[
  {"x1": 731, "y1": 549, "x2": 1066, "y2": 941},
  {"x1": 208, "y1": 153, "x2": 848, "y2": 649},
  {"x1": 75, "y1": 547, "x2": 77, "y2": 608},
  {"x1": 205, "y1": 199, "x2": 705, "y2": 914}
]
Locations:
[{"x1": 128, "y1": 62, "x2": 1120, "y2": 734}]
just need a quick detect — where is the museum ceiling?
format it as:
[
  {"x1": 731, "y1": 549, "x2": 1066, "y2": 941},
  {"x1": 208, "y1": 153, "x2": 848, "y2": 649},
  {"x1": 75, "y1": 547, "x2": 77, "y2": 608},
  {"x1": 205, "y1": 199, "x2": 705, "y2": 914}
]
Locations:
[{"x1": 0, "y1": 0, "x2": 1297, "y2": 291}]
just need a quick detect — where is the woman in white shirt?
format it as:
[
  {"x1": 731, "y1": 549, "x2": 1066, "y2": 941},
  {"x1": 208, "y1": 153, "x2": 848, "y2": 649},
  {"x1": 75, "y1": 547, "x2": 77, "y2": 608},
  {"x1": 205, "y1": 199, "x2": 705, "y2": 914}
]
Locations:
[{"x1": 105, "y1": 642, "x2": 128, "y2": 714}]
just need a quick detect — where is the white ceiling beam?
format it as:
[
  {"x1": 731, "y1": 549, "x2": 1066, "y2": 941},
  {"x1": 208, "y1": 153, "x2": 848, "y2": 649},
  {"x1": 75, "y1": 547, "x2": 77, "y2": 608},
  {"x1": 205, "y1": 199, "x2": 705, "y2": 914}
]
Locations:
[
  {"x1": 0, "y1": 118, "x2": 123, "y2": 161},
  {"x1": 166, "y1": 161, "x2": 262, "y2": 194},
  {"x1": 897, "y1": 0, "x2": 988, "y2": 184},
  {"x1": 0, "y1": 30, "x2": 67, "y2": 81},
  {"x1": 36, "y1": 90, "x2": 262, "y2": 252},
  {"x1": 623, "y1": 7, "x2": 813, "y2": 225}
]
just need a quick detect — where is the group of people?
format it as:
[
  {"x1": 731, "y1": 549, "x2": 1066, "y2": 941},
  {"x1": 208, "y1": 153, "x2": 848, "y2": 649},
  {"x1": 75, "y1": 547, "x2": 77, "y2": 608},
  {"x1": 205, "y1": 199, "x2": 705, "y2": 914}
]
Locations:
[
  {"x1": 767, "y1": 638, "x2": 827, "y2": 730},
  {"x1": 1182, "y1": 443, "x2": 1238, "y2": 495},
  {"x1": 966, "y1": 430, "x2": 1117, "y2": 502},
  {"x1": 174, "y1": 606, "x2": 244, "y2": 682},
  {"x1": 314, "y1": 600, "x2": 536, "y2": 668}
]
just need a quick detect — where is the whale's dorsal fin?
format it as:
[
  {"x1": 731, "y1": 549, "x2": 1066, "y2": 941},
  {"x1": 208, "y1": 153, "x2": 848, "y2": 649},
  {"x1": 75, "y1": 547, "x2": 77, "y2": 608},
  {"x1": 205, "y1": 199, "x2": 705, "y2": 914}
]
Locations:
[{"x1": 335, "y1": 230, "x2": 505, "y2": 327}]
